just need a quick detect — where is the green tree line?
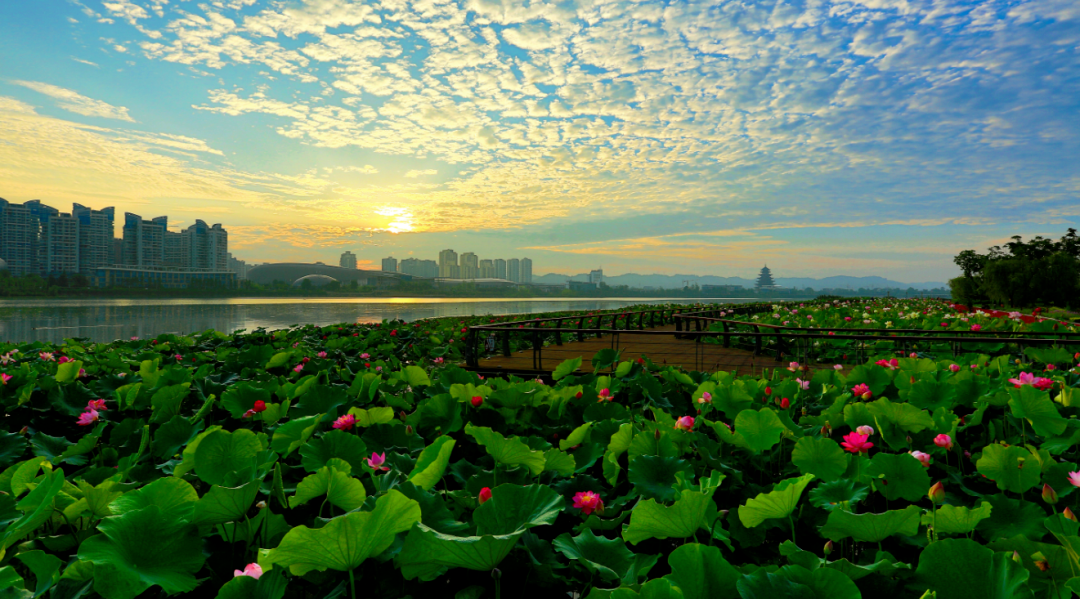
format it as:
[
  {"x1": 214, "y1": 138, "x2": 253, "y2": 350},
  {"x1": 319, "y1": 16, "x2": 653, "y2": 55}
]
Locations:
[{"x1": 950, "y1": 228, "x2": 1080, "y2": 307}]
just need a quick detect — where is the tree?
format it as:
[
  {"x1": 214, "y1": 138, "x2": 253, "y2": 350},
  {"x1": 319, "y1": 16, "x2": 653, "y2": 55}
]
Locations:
[{"x1": 952, "y1": 229, "x2": 1080, "y2": 307}]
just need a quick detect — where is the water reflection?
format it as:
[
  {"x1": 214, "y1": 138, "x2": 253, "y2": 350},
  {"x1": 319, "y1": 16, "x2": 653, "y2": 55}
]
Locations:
[{"x1": 0, "y1": 297, "x2": 792, "y2": 344}]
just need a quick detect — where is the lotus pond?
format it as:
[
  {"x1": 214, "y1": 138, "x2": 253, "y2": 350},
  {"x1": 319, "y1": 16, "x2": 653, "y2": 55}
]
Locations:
[{"x1": 1, "y1": 299, "x2": 1080, "y2": 599}]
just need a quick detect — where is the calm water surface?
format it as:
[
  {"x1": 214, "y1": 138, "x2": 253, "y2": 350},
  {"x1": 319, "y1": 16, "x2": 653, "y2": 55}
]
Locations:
[{"x1": 0, "y1": 297, "x2": 797, "y2": 344}]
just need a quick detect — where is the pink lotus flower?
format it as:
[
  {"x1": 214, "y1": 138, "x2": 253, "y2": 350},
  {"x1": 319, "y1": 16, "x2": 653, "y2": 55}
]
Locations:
[
  {"x1": 479, "y1": 487, "x2": 492, "y2": 504},
  {"x1": 130, "y1": 336, "x2": 139, "y2": 341},
  {"x1": 1008, "y1": 372, "x2": 1054, "y2": 391},
  {"x1": 834, "y1": 364, "x2": 843, "y2": 370},
  {"x1": 376, "y1": 366, "x2": 382, "y2": 372},
  {"x1": 1046, "y1": 364, "x2": 1057, "y2": 371},
  {"x1": 367, "y1": 452, "x2": 389, "y2": 471},
  {"x1": 77, "y1": 409, "x2": 99, "y2": 426},
  {"x1": 970, "y1": 324, "x2": 981, "y2": 332},
  {"x1": 840, "y1": 432, "x2": 873, "y2": 454},
  {"x1": 674, "y1": 416, "x2": 695, "y2": 431},
  {"x1": 243, "y1": 400, "x2": 267, "y2": 418},
  {"x1": 796, "y1": 378, "x2": 810, "y2": 390},
  {"x1": 787, "y1": 362, "x2": 800, "y2": 371},
  {"x1": 875, "y1": 359, "x2": 899, "y2": 370},
  {"x1": 1068, "y1": 471, "x2": 1080, "y2": 488},
  {"x1": 87, "y1": 399, "x2": 108, "y2": 411},
  {"x1": 0, "y1": 373, "x2": 11, "y2": 385},
  {"x1": 79, "y1": 368, "x2": 86, "y2": 378},
  {"x1": 697, "y1": 391, "x2": 712, "y2": 404},
  {"x1": 909, "y1": 352, "x2": 918, "y2": 359},
  {"x1": 333, "y1": 414, "x2": 356, "y2": 431},
  {"x1": 361, "y1": 353, "x2": 370, "y2": 359},
  {"x1": 934, "y1": 434, "x2": 953, "y2": 450},
  {"x1": 433, "y1": 357, "x2": 444, "y2": 364},
  {"x1": 317, "y1": 351, "x2": 328, "y2": 359},
  {"x1": 293, "y1": 363, "x2": 304, "y2": 373},
  {"x1": 856, "y1": 425, "x2": 874, "y2": 437},
  {"x1": 852, "y1": 383, "x2": 872, "y2": 400},
  {"x1": 572, "y1": 491, "x2": 604, "y2": 515},
  {"x1": 779, "y1": 397, "x2": 790, "y2": 409},
  {"x1": 57, "y1": 356, "x2": 74, "y2": 364},
  {"x1": 949, "y1": 364, "x2": 960, "y2": 373},
  {"x1": 910, "y1": 450, "x2": 931, "y2": 467},
  {"x1": 233, "y1": 563, "x2": 263, "y2": 579},
  {"x1": 844, "y1": 316, "x2": 852, "y2": 321},
  {"x1": 598, "y1": 388, "x2": 613, "y2": 402},
  {"x1": 39, "y1": 352, "x2": 55, "y2": 362}
]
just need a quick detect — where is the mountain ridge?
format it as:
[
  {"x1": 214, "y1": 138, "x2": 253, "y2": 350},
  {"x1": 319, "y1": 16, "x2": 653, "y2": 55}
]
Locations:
[{"x1": 533, "y1": 272, "x2": 948, "y2": 290}]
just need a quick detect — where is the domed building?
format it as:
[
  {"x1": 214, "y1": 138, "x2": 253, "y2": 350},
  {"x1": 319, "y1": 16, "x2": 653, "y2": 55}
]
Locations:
[{"x1": 291, "y1": 274, "x2": 338, "y2": 288}]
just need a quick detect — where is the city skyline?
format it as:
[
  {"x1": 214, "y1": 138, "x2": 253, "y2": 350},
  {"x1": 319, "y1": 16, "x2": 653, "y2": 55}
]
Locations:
[{"x1": 1, "y1": 1, "x2": 1077, "y2": 282}]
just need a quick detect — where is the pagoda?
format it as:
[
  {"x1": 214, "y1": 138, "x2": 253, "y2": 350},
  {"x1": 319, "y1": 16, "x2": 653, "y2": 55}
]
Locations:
[{"x1": 755, "y1": 265, "x2": 778, "y2": 290}]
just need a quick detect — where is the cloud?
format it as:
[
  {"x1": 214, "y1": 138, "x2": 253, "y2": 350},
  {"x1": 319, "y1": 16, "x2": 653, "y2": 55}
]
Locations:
[
  {"x1": 11, "y1": 80, "x2": 135, "y2": 121},
  {"x1": 404, "y1": 169, "x2": 437, "y2": 178},
  {"x1": 70, "y1": 57, "x2": 100, "y2": 67}
]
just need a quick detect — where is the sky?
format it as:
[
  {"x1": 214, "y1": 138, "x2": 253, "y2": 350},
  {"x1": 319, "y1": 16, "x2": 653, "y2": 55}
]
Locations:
[{"x1": 0, "y1": 0, "x2": 1077, "y2": 283}]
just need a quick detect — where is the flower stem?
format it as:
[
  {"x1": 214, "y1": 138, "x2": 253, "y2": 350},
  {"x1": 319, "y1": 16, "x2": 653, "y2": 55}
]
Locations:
[{"x1": 349, "y1": 568, "x2": 357, "y2": 599}]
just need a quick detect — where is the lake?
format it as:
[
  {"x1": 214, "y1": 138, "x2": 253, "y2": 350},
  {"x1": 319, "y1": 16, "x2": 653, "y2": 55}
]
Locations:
[{"x1": 0, "y1": 297, "x2": 800, "y2": 344}]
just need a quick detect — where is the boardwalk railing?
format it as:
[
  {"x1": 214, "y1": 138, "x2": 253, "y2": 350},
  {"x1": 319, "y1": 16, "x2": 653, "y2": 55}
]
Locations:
[{"x1": 673, "y1": 309, "x2": 1080, "y2": 366}]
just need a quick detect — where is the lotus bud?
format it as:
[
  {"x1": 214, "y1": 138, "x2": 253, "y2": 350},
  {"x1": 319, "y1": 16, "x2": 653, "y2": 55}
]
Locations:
[
  {"x1": 1012, "y1": 551, "x2": 1022, "y2": 564},
  {"x1": 399, "y1": 410, "x2": 407, "y2": 421},
  {"x1": 906, "y1": 435, "x2": 912, "y2": 444},
  {"x1": 824, "y1": 540, "x2": 834, "y2": 556},
  {"x1": 255, "y1": 501, "x2": 267, "y2": 510},
  {"x1": 929, "y1": 481, "x2": 946, "y2": 504},
  {"x1": 1034, "y1": 554, "x2": 1051, "y2": 572},
  {"x1": 18, "y1": 426, "x2": 27, "y2": 436},
  {"x1": 1043, "y1": 484, "x2": 1059, "y2": 505},
  {"x1": 406, "y1": 425, "x2": 414, "y2": 436},
  {"x1": 1066, "y1": 507, "x2": 1078, "y2": 522},
  {"x1": 655, "y1": 428, "x2": 662, "y2": 439}
]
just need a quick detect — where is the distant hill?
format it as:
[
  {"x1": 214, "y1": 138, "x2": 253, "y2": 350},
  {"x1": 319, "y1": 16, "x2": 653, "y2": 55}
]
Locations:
[{"x1": 533, "y1": 272, "x2": 947, "y2": 291}]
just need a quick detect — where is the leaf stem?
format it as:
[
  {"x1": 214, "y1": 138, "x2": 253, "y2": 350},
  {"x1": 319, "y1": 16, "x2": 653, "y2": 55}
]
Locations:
[{"x1": 349, "y1": 568, "x2": 357, "y2": 599}]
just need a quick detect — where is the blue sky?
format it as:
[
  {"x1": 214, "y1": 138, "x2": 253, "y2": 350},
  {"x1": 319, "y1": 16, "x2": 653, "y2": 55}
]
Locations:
[{"x1": 0, "y1": 0, "x2": 1077, "y2": 282}]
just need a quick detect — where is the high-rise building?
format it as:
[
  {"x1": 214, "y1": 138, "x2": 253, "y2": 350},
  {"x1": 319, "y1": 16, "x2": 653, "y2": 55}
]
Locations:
[
  {"x1": 72, "y1": 204, "x2": 115, "y2": 272},
  {"x1": 438, "y1": 249, "x2": 458, "y2": 278},
  {"x1": 227, "y1": 252, "x2": 250, "y2": 280},
  {"x1": 507, "y1": 258, "x2": 520, "y2": 283},
  {"x1": 182, "y1": 220, "x2": 227, "y2": 271},
  {"x1": 113, "y1": 239, "x2": 123, "y2": 266},
  {"x1": 0, "y1": 198, "x2": 39, "y2": 276},
  {"x1": 164, "y1": 230, "x2": 187, "y2": 269},
  {"x1": 460, "y1": 252, "x2": 479, "y2": 279},
  {"x1": 448, "y1": 264, "x2": 461, "y2": 279},
  {"x1": 341, "y1": 251, "x2": 358, "y2": 269},
  {"x1": 26, "y1": 201, "x2": 79, "y2": 275},
  {"x1": 494, "y1": 258, "x2": 506, "y2": 280},
  {"x1": 381, "y1": 256, "x2": 397, "y2": 272},
  {"x1": 521, "y1": 258, "x2": 533, "y2": 284},
  {"x1": 400, "y1": 258, "x2": 438, "y2": 278},
  {"x1": 479, "y1": 259, "x2": 495, "y2": 278},
  {"x1": 122, "y1": 213, "x2": 167, "y2": 268},
  {"x1": 588, "y1": 268, "x2": 603, "y2": 285}
]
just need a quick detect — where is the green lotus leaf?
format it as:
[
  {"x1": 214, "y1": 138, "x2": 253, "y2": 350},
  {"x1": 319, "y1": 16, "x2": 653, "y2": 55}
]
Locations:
[
  {"x1": 623, "y1": 490, "x2": 713, "y2": 545},
  {"x1": 791, "y1": 437, "x2": 848, "y2": 482},
  {"x1": 396, "y1": 523, "x2": 522, "y2": 582},
  {"x1": 270, "y1": 415, "x2": 321, "y2": 457},
  {"x1": 109, "y1": 477, "x2": 197, "y2": 520},
  {"x1": 465, "y1": 424, "x2": 546, "y2": 475},
  {"x1": 192, "y1": 481, "x2": 260, "y2": 526},
  {"x1": 1009, "y1": 385, "x2": 1067, "y2": 438},
  {"x1": 922, "y1": 502, "x2": 992, "y2": 535},
  {"x1": 16, "y1": 549, "x2": 62, "y2": 597},
  {"x1": 214, "y1": 567, "x2": 287, "y2": 599},
  {"x1": 149, "y1": 383, "x2": 191, "y2": 424},
  {"x1": 819, "y1": 505, "x2": 921, "y2": 543},
  {"x1": 219, "y1": 382, "x2": 274, "y2": 420},
  {"x1": 0, "y1": 431, "x2": 27, "y2": 471},
  {"x1": 474, "y1": 484, "x2": 564, "y2": 535},
  {"x1": 408, "y1": 436, "x2": 456, "y2": 490},
  {"x1": 151, "y1": 416, "x2": 202, "y2": 460},
  {"x1": 737, "y1": 565, "x2": 861, "y2": 599},
  {"x1": 346, "y1": 406, "x2": 395, "y2": 427},
  {"x1": 739, "y1": 474, "x2": 815, "y2": 529},
  {"x1": 845, "y1": 364, "x2": 892, "y2": 396},
  {"x1": 560, "y1": 422, "x2": 593, "y2": 451},
  {"x1": 807, "y1": 479, "x2": 868, "y2": 512},
  {"x1": 299, "y1": 429, "x2": 368, "y2": 473},
  {"x1": 663, "y1": 543, "x2": 740, "y2": 599},
  {"x1": 976, "y1": 444, "x2": 1042, "y2": 494},
  {"x1": 553, "y1": 357, "x2": 582, "y2": 381},
  {"x1": 915, "y1": 538, "x2": 1031, "y2": 599},
  {"x1": 270, "y1": 489, "x2": 420, "y2": 576},
  {"x1": 628, "y1": 455, "x2": 693, "y2": 502},
  {"x1": 866, "y1": 452, "x2": 931, "y2": 502},
  {"x1": 55, "y1": 360, "x2": 83, "y2": 384},
  {"x1": 193, "y1": 428, "x2": 261, "y2": 487},
  {"x1": 3, "y1": 469, "x2": 64, "y2": 550},
  {"x1": 553, "y1": 529, "x2": 641, "y2": 583},
  {"x1": 403, "y1": 365, "x2": 431, "y2": 387},
  {"x1": 543, "y1": 448, "x2": 576, "y2": 477},
  {"x1": 734, "y1": 408, "x2": 786, "y2": 454},
  {"x1": 77, "y1": 505, "x2": 206, "y2": 599},
  {"x1": 977, "y1": 494, "x2": 1048, "y2": 541},
  {"x1": 289, "y1": 461, "x2": 366, "y2": 512}
]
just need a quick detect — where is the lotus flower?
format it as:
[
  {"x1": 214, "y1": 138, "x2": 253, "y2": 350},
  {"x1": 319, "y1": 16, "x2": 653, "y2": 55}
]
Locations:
[
  {"x1": 598, "y1": 388, "x2": 613, "y2": 402},
  {"x1": 1065, "y1": 507, "x2": 1078, "y2": 522},
  {"x1": 332, "y1": 414, "x2": 356, "y2": 431},
  {"x1": 1007, "y1": 371, "x2": 1054, "y2": 390},
  {"x1": 317, "y1": 351, "x2": 328, "y2": 359},
  {"x1": 779, "y1": 397, "x2": 790, "y2": 409},
  {"x1": 971, "y1": 324, "x2": 981, "y2": 332},
  {"x1": 39, "y1": 352, "x2": 55, "y2": 362},
  {"x1": 57, "y1": 356, "x2": 73, "y2": 364},
  {"x1": 949, "y1": 364, "x2": 960, "y2": 373},
  {"x1": 697, "y1": 392, "x2": 712, "y2": 404},
  {"x1": 433, "y1": 357, "x2": 444, "y2": 364},
  {"x1": 910, "y1": 450, "x2": 931, "y2": 467},
  {"x1": 834, "y1": 364, "x2": 843, "y2": 370},
  {"x1": 367, "y1": 452, "x2": 389, "y2": 471},
  {"x1": 796, "y1": 378, "x2": 810, "y2": 390},
  {"x1": 674, "y1": 415, "x2": 695, "y2": 431},
  {"x1": 87, "y1": 399, "x2": 108, "y2": 411},
  {"x1": 787, "y1": 362, "x2": 800, "y2": 371},
  {"x1": 875, "y1": 359, "x2": 899, "y2": 370},
  {"x1": 928, "y1": 481, "x2": 945, "y2": 504},
  {"x1": 293, "y1": 363, "x2": 304, "y2": 373},
  {"x1": 572, "y1": 491, "x2": 604, "y2": 515},
  {"x1": 852, "y1": 383, "x2": 872, "y2": 400},
  {"x1": 934, "y1": 434, "x2": 953, "y2": 450},
  {"x1": 479, "y1": 487, "x2": 492, "y2": 504},
  {"x1": 856, "y1": 425, "x2": 874, "y2": 437},
  {"x1": 361, "y1": 353, "x2": 370, "y2": 359},
  {"x1": 1, "y1": 373, "x2": 11, "y2": 385},
  {"x1": 234, "y1": 563, "x2": 263, "y2": 579},
  {"x1": 468, "y1": 395, "x2": 484, "y2": 408},
  {"x1": 840, "y1": 432, "x2": 873, "y2": 454},
  {"x1": 1043, "y1": 484, "x2": 1059, "y2": 505},
  {"x1": 77, "y1": 409, "x2": 99, "y2": 426},
  {"x1": 1068, "y1": 471, "x2": 1080, "y2": 488}
]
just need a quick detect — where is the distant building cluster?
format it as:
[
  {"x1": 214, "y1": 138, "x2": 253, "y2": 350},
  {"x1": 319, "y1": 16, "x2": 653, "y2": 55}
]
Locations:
[
  {"x1": 373, "y1": 250, "x2": 533, "y2": 283},
  {"x1": 0, "y1": 197, "x2": 236, "y2": 288}
]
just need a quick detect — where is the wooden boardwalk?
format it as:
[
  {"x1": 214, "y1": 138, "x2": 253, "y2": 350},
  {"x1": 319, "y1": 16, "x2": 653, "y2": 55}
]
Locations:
[{"x1": 472, "y1": 324, "x2": 843, "y2": 377}]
